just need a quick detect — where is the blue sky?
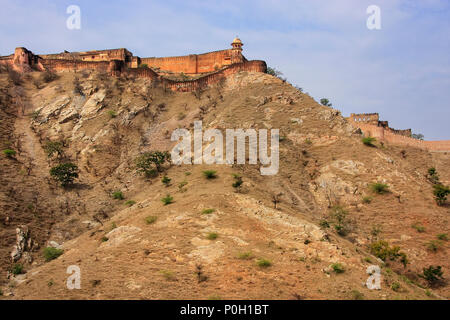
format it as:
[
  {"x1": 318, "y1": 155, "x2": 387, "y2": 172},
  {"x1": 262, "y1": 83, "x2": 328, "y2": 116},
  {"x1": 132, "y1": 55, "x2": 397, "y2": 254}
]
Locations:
[{"x1": 1, "y1": 0, "x2": 449, "y2": 140}]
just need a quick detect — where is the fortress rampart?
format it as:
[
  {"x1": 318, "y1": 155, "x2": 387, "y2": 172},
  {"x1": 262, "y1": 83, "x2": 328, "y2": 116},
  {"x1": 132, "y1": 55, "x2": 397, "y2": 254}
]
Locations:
[
  {"x1": 0, "y1": 37, "x2": 266, "y2": 91},
  {"x1": 347, "y1": 113, "x2": 449, "y2": 152}
]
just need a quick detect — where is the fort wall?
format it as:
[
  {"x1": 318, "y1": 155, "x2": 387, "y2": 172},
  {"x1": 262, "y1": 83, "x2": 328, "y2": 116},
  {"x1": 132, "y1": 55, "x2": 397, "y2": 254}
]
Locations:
[
  {"x1": 140, "y1": 49, "x2": 244, "y2": 75},
  {"x1": 352, "y1": 122, "x2": 450, "y2": 152}
]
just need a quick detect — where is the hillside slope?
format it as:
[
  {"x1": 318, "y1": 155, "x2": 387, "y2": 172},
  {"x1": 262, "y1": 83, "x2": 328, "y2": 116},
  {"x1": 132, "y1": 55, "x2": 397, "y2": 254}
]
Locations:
[{"x1": 0, "y1": 69, "x2": 448, "y2": 299}]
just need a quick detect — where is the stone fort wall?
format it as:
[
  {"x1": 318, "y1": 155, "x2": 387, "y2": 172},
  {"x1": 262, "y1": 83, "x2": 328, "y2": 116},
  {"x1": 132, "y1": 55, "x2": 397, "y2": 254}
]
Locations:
[
  {"x1": 140, "y1": 49, "x2": 245, "y2": 75},
  {"x1": 348, "y1": 113, "x2": 449, "y2": 152}
]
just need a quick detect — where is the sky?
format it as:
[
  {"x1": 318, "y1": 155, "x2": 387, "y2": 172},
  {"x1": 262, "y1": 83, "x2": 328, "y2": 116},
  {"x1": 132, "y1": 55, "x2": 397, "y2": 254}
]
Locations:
[{"x1": 0, "y1": 0, "x2": 449, "y2": 140}]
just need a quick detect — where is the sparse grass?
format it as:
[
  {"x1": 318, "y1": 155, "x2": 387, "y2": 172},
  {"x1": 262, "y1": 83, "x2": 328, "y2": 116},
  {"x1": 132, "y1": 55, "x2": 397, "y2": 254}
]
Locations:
[
  {"x1": 319, "y1": 220, "x2": 330, "y2": 229},
  {"x1": 364, "y1": 257, "x2": 372, "y2": 263},
  {"x1": 2, "y1": 149, "x2": 16, "y2": 158},
  {"x1": 391, "y1": 282, "x2": 401, "y2": 292},
  {"x1": 362, "y1": 196, "x2": 373, "y2": 204},
  {"x1": 108, "y1": 110, "x2": 117, "y2": 118},
  {"x1": 437, "y1": 233, "x2": 448, "y2": 241},
  {"x1": 43, "y1": 247, "x2": 64, "y2": 262},
  {"x1": 411, "y1": 223, "x2": 426, "y2": 233},
  {"x1": 362, "y1": 136, "x2": 376, "y2": 147},
  {"x1": 161, "y1": 194, "x2": 173, "y2": 205},
  {"x1": 145, "y1": 216, "x2": 157, "y2": 224},
  {"x1": 208, "y1": 295, "x2": 222, "y2": 300},
  {"x1": 185, "y1": 171, "x2": 191, "y2": 176},
  {"x1": 331, "y1": 263, "x2": 345, "y2": 274},
  {"x1": 351, "y1": 290, "x2": 364, "y2": 300},
  {"x1": 178, "y1": 180, "x2": 188, "y2": 192},
  {"x1": 111, "y1": 222, "x2": 117, "y2": 230},
  {"x1": 256, "y1": 259, "x2": 272, "y2": 268},
  {"x1": 159, "y1": 270, "x2": 175, "y2": 281},
  {"x1": 125, "y1": 200, "x2": 136, "y2": 207},
  {"x1": 112, "y1": 191, "x2": 124, "y2": 200},
  {"x1": 237, "y1": 252, "x2": 253, "y2": 260},
  {"x1": 370, "y1": 183, "x2": 389, "y2": 194},
  {"x1": 101, "y1": 236, "x2": 109, "y2": 242},
  {"x1": 207, "y1": 232, "x2": 218, "y2": 240},
  {"x1": 201, "y1": 208, "x2": 215, "y2": 215},
  {"x1": 203, "y1": 170, "x2": 217, "y2": 179},
  {"x1": 426, "y1": 240, "x2": 442, "y2": 252}
]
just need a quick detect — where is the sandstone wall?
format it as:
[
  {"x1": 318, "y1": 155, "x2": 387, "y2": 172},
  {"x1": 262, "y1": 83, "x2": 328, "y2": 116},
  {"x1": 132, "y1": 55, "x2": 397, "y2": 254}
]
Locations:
[
  {"x1": 41, "y1": 59, "x2": 110, "y2": 73},
  {"x1": 140, "y1": 49, "x2": 244, "y2": 74},
  {"x1": 357, "y1": 123, "x2": 450, "y2": 152}
]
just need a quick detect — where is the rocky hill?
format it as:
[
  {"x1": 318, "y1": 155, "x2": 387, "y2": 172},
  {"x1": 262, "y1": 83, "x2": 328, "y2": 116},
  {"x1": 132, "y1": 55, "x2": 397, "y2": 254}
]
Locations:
[{"x1": 0, "y1": 68, "x2": 448, "y2": 299}]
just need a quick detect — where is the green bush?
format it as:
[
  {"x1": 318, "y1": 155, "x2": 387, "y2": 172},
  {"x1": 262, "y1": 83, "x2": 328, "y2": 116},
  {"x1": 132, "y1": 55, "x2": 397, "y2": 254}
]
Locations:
[
  {"x1": 362, "y1": 136, "x2": 376, "y2": 147},
  {"x1": 161, "y1": 194, "x2": 173, "y2": 205},
  {"x1": 256, "y1": 259, "x2": 272, "y2": 267},
  {"x1": 145, "y1": 216, "x2": 157, "y2": 224},
  {"x1": 125, "y1": 200, "x2": 136, "y2": 207},
  {"x1": 370, "y1": 183, "x2": 389, "y2": 194},
  {"x1": 11, "y1": 263, "x2": 24, "y2": 275},
  {"x1": 411, "y1": 223, "x2": 426, "y2": 233},
  {"x1": 237, "y1": 252, "x2": 253, "y2": 260},
  {"x1": 426, "y1": 240, "x2": 442, "y2": 252},
  {"x1": 421, "y1": 266, "x2": 443, "y2": 284},
  {"x1": 320, "y1": 98, "x2": 332, "y2": 107},
  {"x1": 362, "y1": 196, "x2": 373, "y2": 204},
  {"x1": 351, "y1": 290, "x2": 364, "y2": 300},
  {"x1": 135, "y1": 151, "x2": 171, "y2": 177},
  {"x1": 203, "y1": 170, "x2": 217, "y2": 179},
  {"x1": 433, "y1": 184, "x2": 450, "y2": 206},
  {"x1": 329, "y1": 205, "x2": 349, "y2": 236},
  {"x1": 427, "y1": 167, "x2": 440, "y2": 184},
  {"x1": 112, "y1": 191, "x2": 124, "y2": 200},
  {"x1": 207, "y1": 232, "x2": 218, "y2": 240},
  {"x1": 391, "y1": 282, "x2": 401, "y2": 292},
  {"x1": 161, "y1": 176, "x2": 171, "y2": 186},
  {"x1": 437, "y1": 233, "x2": 448, "y2": 241},
  {"x1": 201, "y1": 208, "x2": 215, "y2": 215},
  {"x1": 331, "y1": 263, "x2": 345, "y2": 274},
  {"x1": 370, "y1": 240, "x2": 407, "y2": 267},
  {"x1": 2, "y1": 149, "x2": 16, "y2": 158},
  {"x1": 232, "y1": 174, "x2": 243, "y2": 191},
  {"x1": 43, "y1": 247, "x2": 64, "y2": 262},
  {"x1": 49, "y1": 163, "x2": 79, "y2": 187},
  {"x1": 108, "y1": 110, "x2": 117, "y2": 118}
]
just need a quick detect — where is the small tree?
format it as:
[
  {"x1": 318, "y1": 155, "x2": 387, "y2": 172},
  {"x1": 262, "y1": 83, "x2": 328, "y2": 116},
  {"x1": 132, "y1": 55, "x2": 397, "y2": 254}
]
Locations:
[
  {"x1": 421, "y1": 266, "x2": 444, "y2": 285},
  {"x1": 135, "y1": 151, "x2": 171, "y2": 177},
  {"x1": 412, "y1": 133, "x2": 424, "y2": 140},
  {"x1": 50, "y1": 163, "x2": 79, "y2": 187},
  {"x1": 330, "y1": 205, "x2": 349, "y2": 236},
  {"x1": 232, "y1": 174, "x2": 243, "y2": 192},
  {"x1": 433, "y1": 184, "x2": 450, "y2": 206},
  {"x1": 427, "y1": 168, "x2": 440, "y2": 184},
  {"x1": 44, "y1": 141, "x2": 64, "y2": 158},
  {"x1": 320, "y1": 98, "x2": 332, "y2": 107},
  {"x1": 266, "y1": 67, "x2": 283, "y2": 78}
]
